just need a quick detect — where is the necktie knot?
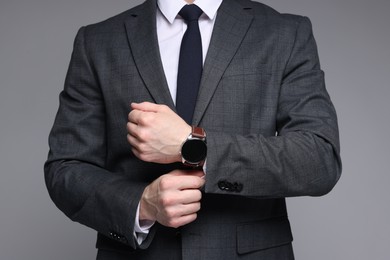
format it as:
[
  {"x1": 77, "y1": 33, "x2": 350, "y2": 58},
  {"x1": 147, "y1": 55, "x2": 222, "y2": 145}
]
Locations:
[{"x1": 179, "y1": 4, "x2": 203, "y2": 22}]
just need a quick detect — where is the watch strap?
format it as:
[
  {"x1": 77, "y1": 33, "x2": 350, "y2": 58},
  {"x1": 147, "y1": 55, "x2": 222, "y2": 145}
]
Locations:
[{"x1": 192, "y1": 126, "x2": 206, "y2": 139}]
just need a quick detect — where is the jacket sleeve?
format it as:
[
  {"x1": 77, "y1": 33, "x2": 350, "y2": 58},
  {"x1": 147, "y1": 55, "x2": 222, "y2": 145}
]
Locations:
[
  {"x1": 44, "y1": 27, "x2": 155, "y2": 249},
  {"x1": 204, "y1": 17, "x2": 342, "y2": 198}
]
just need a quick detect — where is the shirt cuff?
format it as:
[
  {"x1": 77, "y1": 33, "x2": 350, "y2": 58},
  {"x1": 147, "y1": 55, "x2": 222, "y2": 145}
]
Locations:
[{"x1": 133, "y1": 202, "x2": 155, "y2": 245}]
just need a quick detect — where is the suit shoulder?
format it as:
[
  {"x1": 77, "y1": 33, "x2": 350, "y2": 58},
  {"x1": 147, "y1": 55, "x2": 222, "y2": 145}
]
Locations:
[
  {"x1": 242, "y1": 0, "x2": 306, "y2": 26},
  {"x1": 82, "y1": 11, "x2": 131, "y2": 33},
  {"x1": 79, "y1": 1, "x2": 148, "y2": 36}
]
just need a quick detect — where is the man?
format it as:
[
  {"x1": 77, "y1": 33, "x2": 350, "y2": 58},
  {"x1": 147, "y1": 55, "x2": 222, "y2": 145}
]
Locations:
[{"x1": 45, "y1": 0, "x2": 341, "y2": 259}]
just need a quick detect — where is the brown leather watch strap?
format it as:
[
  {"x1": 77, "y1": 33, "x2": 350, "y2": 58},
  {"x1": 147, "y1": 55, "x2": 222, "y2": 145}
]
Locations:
[{"x1": 192, "y1": 126, "x2": 206, "y2": 138}]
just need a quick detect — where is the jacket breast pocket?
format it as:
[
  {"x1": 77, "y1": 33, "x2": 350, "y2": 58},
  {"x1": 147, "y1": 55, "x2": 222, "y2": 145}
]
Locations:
[{"x1": 236, "y1": 216, "x2": 293, "y2": 255}]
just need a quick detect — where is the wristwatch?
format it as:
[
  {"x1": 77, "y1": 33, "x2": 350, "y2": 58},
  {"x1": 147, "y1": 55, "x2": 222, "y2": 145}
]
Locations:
[{"x1": 181, "y1": 126, "x2": 207, "y2": 167}]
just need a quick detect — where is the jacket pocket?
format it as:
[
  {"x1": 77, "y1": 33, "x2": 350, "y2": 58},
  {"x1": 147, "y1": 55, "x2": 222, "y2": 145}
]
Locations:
[{"x1": 236, "y1": 216, "x2": 293, "y2": 255}]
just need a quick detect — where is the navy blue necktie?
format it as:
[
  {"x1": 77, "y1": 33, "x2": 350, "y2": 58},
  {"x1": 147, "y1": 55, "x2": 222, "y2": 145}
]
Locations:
[{"x1": 176, "y1": 5, "x2": 203, "y2": 124}]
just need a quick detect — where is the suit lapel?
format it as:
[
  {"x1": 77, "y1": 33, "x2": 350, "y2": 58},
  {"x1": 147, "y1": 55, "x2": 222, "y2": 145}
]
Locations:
[
  {"x1": 192, "y1": 0, "x2": 254, "y2": 125},
  {"x1": 124, "y1": 0, "x2": 176, "y2": 110}
]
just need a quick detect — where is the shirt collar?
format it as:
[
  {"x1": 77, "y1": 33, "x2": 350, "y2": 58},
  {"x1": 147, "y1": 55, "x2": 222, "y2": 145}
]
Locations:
[{"x1": 157, "y1": 0, "x2": 223, "y2": 24}]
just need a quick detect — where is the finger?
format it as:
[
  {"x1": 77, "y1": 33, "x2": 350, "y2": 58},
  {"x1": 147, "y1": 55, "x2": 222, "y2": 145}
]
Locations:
[
  {"x1": 169, "y1": 213, "x2": 198, "y2": 228},
  {"x1": 131, "y1": 102, "x2": 161, "y2": 113},
  {"x1": 127, "y1": 132, "x2": 137, "y2": 145},
  {"x1": 164, "y1": 202, "x2": 201, "y2": 219},
  {"x1": 165, "y1": 171, "x2": 205, "y2": 189},
  {"x1": 131, "y1": 147, "x2": 141, "y2": 159},
  {"x1": 158, "y1": 175, "x2": 204, "y2": 193},
  {"x1": 180, "y1": 212, "x2": 198, "y2": 222},
  {"x1": 126, "y1": 121, "x2": 136, "y2": 134},
  {"x1": 170, "y1": 169, "x2": 205, "y2": 178},
  {"x1": 185, "y1": 170, "x2": 205, "y2": 178},
  {"x1": 128, "y1": 134, "x2": 151, "y2": 162},
  {"x1": 178, "y1": 189, "x2": 202, "y2": 204},
  {"x1": 181, "y1": 202, "x2": 201, "y2": 216},
  {"x1": 128, "y1": 109, "x2": 144, "y2": 124},
  {"x1": 175, "y1": 175, "x2": 205, "y2": 190}
]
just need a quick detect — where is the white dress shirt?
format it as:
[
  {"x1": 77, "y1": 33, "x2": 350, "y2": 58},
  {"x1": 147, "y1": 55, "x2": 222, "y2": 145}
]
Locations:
[{"x1": 133, "y1": 0, "x2": 223, "y2": 245}]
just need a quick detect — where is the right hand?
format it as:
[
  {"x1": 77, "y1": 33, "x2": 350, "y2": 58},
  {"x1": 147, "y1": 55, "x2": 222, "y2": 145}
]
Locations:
[{"x1": 139, "y1": 169, "x2": 205, "y2": 228}]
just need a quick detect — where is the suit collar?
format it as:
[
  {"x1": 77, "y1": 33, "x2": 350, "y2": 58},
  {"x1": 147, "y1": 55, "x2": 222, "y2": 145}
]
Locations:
[
  {"x1": 124, "y1": 0, "x2": 176, "y2": 110},
  {"x1": 157, "y1": 0, "x2": 223, "y2": 23}
]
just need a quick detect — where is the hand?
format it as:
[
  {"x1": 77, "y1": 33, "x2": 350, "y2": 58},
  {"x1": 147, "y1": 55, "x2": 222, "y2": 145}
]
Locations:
[
  {"x1": 127, "y1": 102, "x2": 191, "y2": 164},
  {"x1": 139, "y1": 169, "x2": 205, "y2": 228}
]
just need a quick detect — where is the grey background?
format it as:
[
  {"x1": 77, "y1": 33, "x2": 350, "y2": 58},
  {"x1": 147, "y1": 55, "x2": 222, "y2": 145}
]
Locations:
[{"x1": 1, "y1": 0, "x2": 389, "y2": 259}]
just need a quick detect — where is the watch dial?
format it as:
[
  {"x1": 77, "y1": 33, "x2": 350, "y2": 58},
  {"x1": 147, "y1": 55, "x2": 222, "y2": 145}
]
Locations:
[{"x1": 182, "y1": 139, "x2": 207, "y2": 163}]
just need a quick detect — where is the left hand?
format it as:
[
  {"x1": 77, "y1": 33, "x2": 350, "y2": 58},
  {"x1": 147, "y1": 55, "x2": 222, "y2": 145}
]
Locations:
[
  {"x1": 127, "y1": 102, "x2": 191, "y2": 164},
  {"x1": 139, "y1": 169, "x2": 205, "y2": 228}
]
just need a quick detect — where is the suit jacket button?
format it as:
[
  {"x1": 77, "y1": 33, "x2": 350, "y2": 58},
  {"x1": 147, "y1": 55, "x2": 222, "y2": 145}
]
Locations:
[
  {"x1": 225, "y1": 181, "x2": 233, "y2": 191},
  {"x1": 218, "y1": 181, "x2": 227, "y2": 190},
  {"x1": 109, "y1": 231, "x2": 124, "y2": 241},
  {"x1": 219, "y1": 181, "x2": 238, "y2": 192}
]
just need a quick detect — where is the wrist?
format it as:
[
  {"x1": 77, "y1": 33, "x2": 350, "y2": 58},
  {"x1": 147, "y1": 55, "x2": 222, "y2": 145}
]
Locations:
[
  {"x1": 175, "y1": 125, "x2": 192, "y2": 162},
  {"x1": 139, "y1": 186, "x2": 157, "y2": 222}
]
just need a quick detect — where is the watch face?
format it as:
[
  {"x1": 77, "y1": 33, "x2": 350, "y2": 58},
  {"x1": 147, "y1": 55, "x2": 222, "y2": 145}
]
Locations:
[{"x1": 182, "y1": 139, "x2": 207, "y2": 163}]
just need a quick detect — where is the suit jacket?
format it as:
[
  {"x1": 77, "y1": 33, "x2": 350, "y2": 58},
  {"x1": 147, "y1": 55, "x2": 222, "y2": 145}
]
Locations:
[{"x1": 45, "y1": 0, "x2": 342, "y2": 259}]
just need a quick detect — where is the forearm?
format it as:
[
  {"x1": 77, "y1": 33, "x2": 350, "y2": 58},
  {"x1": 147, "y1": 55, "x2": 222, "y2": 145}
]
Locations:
[
  {"x1": 44, "y1": 159, "x2": 148, "y2": 249},
  {"x1": 204, "y1": 129, "x2": 341, "y2": 198}
]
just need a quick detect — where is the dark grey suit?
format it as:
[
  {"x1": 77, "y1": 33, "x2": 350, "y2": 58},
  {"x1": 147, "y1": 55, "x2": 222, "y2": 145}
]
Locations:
[{"x1": 45, "y1": 0, "x2": 342, "y2": 259}]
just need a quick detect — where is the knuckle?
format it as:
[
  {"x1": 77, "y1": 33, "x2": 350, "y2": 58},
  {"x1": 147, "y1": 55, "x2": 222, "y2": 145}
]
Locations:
[
  {"x1": 137, "y1": 153, "x2": 148, "y2": 162},
  {"x1": 165, "y1": 208, "x2": 176, "y2": 219},
  {"x1": 168, "y1": 219, "x2": 180, "y2": 229},
  {"x1": 139, "y1": 115, "x2": 148, "y2": 125},
  {"x1": 159, "y1": 177, "x2": 173, "y2": 190},
  {"x1": 128, "y1": 112, "x2": 132, "y2": 121},
  {"x1": 127, "y1": 134, "x2": 132, "y2": 144},
  {"x1": 190, "y1": 177, "x2": 202, "y2": 188},
  {"x1": 137, "y1": 131, "x2": 148, "y2": 142},
  {"x1": 140, "y1": 113, "x2": 154, "y2": 125},
  {"x1": 159, "y1": 194, "x2": 172, "y2": 207},
  {"x1": 160, "y1": 104, "x2": 169, "y2": 112},
  {"x1": 197, "y1": 178, "x2": 205, "y2": 187},
  {"x1": 131, "y1": 148, "x2": 139, "y2": 156}
]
